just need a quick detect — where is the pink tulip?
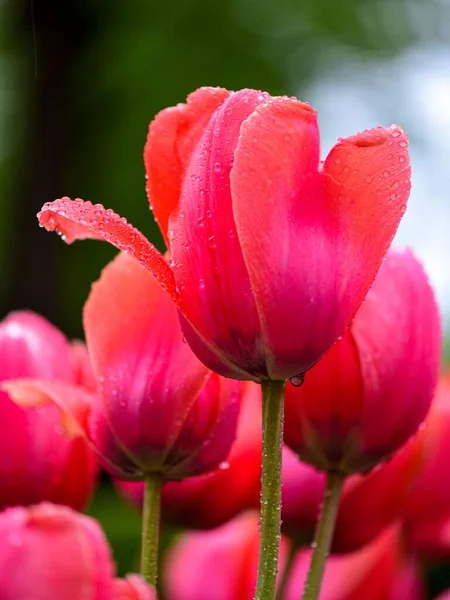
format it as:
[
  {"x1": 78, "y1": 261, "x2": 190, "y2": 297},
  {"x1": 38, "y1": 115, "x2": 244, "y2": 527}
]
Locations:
[
  {"x1": 163, "y1": 512, "x2": 289, "y2": 600},
  {"x1": 436, "y1": 592, "x2": 450, "y2": 600},
  {"x1": 281, "y1": 434, "x2": 424, "y2": 553},
  {"x1": 0, "y1": 503, "x2": 114, "y2": 599},
  {"x1": 0, "y1": 503, "x2": 156, "y2": 600},
  {"x1": 284, "y1": 248, "x2": 441, "y2": 474},
  {"x1": 0, "y1": 311, "x2": 98, "y2": 510},
  {"x1": 5, "y1": 254, "x2": 241, "y2": 480},
  {"x1": 39, "y1": 87, "x2": 410, "y2": 382},
  {"x1": 402, "y1": 376, "x2": 450, "y2": 560},
  {"x1": 117, "y1": 381, "x2": 261, "y2": 527}
]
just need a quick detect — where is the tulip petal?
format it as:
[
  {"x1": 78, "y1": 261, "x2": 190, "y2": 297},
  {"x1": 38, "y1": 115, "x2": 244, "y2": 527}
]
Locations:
[
  {"x1": 145, "y1": 87, "x2": 231, "y2": 244},
  {"x1": 231, "y1": 104, "x2": 410, "y2": 379},
  {"x1": 38, "y1": 198, "x2": 178, "y2": 304},
  {"x1": 1, "y1": 379, "x2": 93, "y2": 438},
  {"x1": 321, "y1": 125, "x2": 410, "y2": 312},
  {"x1": 231, "y1": 96, "x2": 324, "y2": 379},
  {"x1": 353, "y1": 248, "x2": 441, "y2": 461},
  {"x1": 84, "y1": 252, "x2": 211, "y2": 472},
  {"x1": 171, "y1": 89, "x2": 270, "y2": 379}
]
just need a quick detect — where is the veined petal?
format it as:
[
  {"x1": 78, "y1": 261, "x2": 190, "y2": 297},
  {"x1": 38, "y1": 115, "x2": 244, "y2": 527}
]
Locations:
[
  {"x1": 38, "y1": 198, "x2": 178, "y2": 304},
  {"x1": 171, "y1": 90, "x2": 269, "y2": 379},
  {"x1": 145, "y1": 87, "x2": 231, "y2": 245}
]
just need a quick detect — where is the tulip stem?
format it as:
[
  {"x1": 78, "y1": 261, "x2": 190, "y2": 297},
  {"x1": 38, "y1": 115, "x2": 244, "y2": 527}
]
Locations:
[
  {"x1": 140, "y1": 472, "x2": 163, "y2": 585},
  {"x1": 301, "y1": 471, "x2": 345, "y2": 600},
  {"x1": 276, "y1": 541, "x2": 298, "y2": 600},
  {"x1": 255, "y1": 379, "x2": 286, "y2": 600}
]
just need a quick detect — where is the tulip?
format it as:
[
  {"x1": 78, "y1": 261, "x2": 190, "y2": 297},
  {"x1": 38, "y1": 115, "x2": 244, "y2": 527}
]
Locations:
[
  {"x1": 117, "y1": 381, "x2": 261, "y2": 529},
  {"x1": 402, "y1": 376, "x2": 450, "y2": 561},
  {"x1": 437, "y1": 592, "x2": 450, "y2": 600},
  {"x1": 0, "y1": 503, "x2": 155, "y2": 600},
  {"x1": 0, "y1": 311, "x2": 98, "y2": 510},
  {"x1": 38, "y1": 87, "x2": 411, "y2": 600},
  {"x1": 283, "y1": 247, "x2": 440, "y2": 599},
  {"x1": 38, "y1": 88, "x2": 410, "y2": 384},
  {"x1": 281, "y1": 435, "x2": 424, "y2": 553},
  {"x1": 284, "y1": 248, "x2": 441, "y2": 475},
  {"x1": 4, "y1": 253, "x2": 241, "y2": 585}
]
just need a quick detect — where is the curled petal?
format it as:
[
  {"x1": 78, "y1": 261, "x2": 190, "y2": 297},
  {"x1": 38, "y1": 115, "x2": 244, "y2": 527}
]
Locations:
[
  {"x1": 38, "y1": 198, "x2": 178, "y2": 304},
  {"x1": 1, "y1": 379, "x2": 94, "y2": 438},
  {"x1": 145, "y1": 86, "x2": 231, "y2": 244}
]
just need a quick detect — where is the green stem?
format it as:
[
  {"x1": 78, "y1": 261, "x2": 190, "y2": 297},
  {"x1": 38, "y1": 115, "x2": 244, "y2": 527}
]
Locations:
[
  {"x1": 276, "y1": 541, "x2": 298, "y2": 600},
  {"x1": 255, "y1": 379, "x2": 286, "y2": 600},
  {"x1": 301, "y1": 472, "x2": 345, "y2": 600},
  {"x1": 140, "y1": 472, "x2": 163, "y2": 585}
]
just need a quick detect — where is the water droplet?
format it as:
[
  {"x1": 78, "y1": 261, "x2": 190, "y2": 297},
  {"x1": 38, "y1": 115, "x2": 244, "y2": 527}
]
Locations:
[
  {"x1": 383, "y1": 170, "x2": 390, "y2": 177},
  {"x1": 289, "y1": 374, "x2": 305, "y2": 387},
  {"x1": 208, "y1": 235, "x2": 216, "y2": 248},
  {"x1": 214, "y1": 162, "x2": 222, "y2": 173},
  {"x1": 218, "y1": 461, "x2": 230, "y2": 470}
]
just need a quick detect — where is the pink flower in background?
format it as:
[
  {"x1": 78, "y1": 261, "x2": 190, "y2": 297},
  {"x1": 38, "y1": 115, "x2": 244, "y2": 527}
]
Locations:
[
  {"x1": 117, "y1": 381, "x2": 261, "y2": 527},
  {"x1": 39, "y1": 86, "x2": 410, "y2": 382},
  {"x1": 281, "y1": 433, "x2": 424, "y2": 553},
  {"x1": 0, "y1": 503, "x2": 155, "y2": 600},
  {"x1": 163, "y1": 512, "x2": 289, "y2": 600},
  {"x1": 163, "y1": 512, "x2": 423, "y2": 600},
  {"x1": 284, "y1": 248, "x2": 441, "y2": 474},
  {"x1": 284, "y1": 527, "x2": 424, "y2": 600},
  {"x1": 402, "y1": 376, "x2": 450, "y2": 561},
  {"x1": 5, "y1": 254, "x2": 241, "y2": 481},
  {"x1": 0, "y1": 311, "x2": 98, "y2": 510}
]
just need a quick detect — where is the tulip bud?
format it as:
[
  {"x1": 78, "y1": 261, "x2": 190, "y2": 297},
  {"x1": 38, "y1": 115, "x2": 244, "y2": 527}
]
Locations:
[
  {"x1": 0, "y1": 503, "x2": 115, "y2": 599},
  {"x1": 117, "y1": 381, "x2": 261, "y2": 527},
  {"x1": 284, "y1": 248, "x2": 441, "y2": 474}
]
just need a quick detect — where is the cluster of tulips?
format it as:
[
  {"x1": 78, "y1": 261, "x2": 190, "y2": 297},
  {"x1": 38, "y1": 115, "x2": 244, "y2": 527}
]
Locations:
[{"x1": 0, "y1": 87, "x2": 448, "y2": 599}]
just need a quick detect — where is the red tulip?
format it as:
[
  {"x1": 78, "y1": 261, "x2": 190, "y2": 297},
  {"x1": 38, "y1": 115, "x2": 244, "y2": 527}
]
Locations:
[
  {"x1": 284, "y1": 248, "x2": 441, "y2": 474},
  {"x1": 5, "y1": 254, "x2": 241, "y2": 481},
  {"x1": 281, "y1": 433, "x2": 424, "y2": 553},
  {"x1": 0, "y1": 503, "x2": 155, "y2": 600},
  {"x1": 117, "y1": 381, "x2": 261, "y2": 527},
  {"x1": 402, "y1": 376, "x2": 450, "y2": 560},
  {"x1": 0, "y1": 311, "x2": 98, "y2": 510},
  {"x1": 38, "y1": 87, "x2": 410, "y2": 382},
  {"x1": 437, "y1": 592, "x2": 450, "y2": 600}
]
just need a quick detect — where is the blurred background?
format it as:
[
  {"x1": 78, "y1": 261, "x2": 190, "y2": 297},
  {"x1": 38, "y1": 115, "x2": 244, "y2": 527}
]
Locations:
[{"x1": 0, "y1": 0, "x2": 449, "y2": 590}]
